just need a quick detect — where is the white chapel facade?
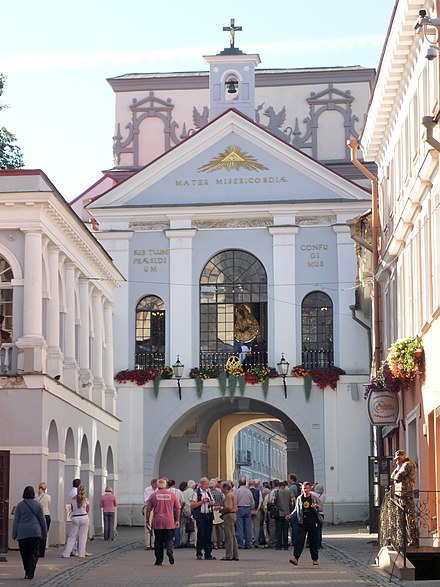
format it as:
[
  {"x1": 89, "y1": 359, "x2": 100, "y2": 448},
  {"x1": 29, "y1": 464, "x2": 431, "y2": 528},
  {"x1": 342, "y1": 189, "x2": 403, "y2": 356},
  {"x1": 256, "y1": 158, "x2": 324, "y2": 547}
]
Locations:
[{"x1": 73, "y1": 26, "x2": 375, "y2": 525}]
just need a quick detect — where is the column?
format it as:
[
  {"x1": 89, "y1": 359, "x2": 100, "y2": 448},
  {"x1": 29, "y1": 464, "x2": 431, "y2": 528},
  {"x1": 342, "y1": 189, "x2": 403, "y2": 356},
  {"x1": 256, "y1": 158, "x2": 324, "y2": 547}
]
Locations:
[
  {"x1": 16, "y1": 230, "x2": 46, "y2": 372},
  {"x1": 103, "y1": 301, "x2": 116, "y2": 414},
  {"x1": 46, "y1": 246, "x2": 63, "y2": 377},
  {"x1": 92, "y1": 291, "x2": 105, "y2": 407},
  {"x1": 93, "y1": 467, "x2": 106, "y2": 536},
  {"x1": 165, "y1": 229, "x2": 197, "y2": 368},
  {"x1": 268, "y1": 225, "x2": 299, "y2": 366},
  {"x1": 79, "y1": 279, "x2": 92, "y2": 400},
  {"x1": 47, "y1": 452, "x2": 66, "y2": 545},
  {"x1": 63, "y1": 263, "x2": 79, "y2": 391}
]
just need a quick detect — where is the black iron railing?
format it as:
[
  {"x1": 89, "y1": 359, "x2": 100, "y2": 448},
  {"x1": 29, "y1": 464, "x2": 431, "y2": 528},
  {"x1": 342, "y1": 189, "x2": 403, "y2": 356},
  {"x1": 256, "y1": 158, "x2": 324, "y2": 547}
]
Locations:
[
  {"x1": 301, "y1": 348, "x2": 333, "y2": 369},
  {"x1": 235, "y1": 450, "x2": 252, "y2": 466},
  {"x1": 200, "y1": 351, "x2": 267, "y2": 370},
  {"x1": 134, "y1": 352, "x2": 165, "y2": 370},
  {"x1": 379, "y1": 488, "x2": 440, "y2": 567}
]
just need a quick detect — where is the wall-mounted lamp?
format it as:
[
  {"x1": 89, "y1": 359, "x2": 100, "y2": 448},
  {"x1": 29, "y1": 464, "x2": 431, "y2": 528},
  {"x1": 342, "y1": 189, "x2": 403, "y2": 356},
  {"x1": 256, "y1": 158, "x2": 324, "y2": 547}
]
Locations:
[
  {"x1": 277, "y1": 353, "x2": 289, "y2": 399},
  {"x1": 173, "y1": 355, "x2": 184, "y2": 400}
]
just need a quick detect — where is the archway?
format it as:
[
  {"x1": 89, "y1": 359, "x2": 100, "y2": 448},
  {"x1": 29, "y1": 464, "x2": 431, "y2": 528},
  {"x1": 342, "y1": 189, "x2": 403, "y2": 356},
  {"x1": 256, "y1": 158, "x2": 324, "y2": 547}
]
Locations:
[
  {"x1": 158, "y1": 396, "x2": 316, "y2": 485},
  {"x1": 47, "y1": 420, "x2": 63, "y2": 545}
]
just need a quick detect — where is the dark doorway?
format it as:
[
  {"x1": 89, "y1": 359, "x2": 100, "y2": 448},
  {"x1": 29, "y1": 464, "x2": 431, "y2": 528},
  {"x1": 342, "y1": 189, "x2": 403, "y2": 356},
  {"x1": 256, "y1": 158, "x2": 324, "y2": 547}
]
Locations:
[{"x1": 0, "y1": 450, "x2": 10, "y2": 554}]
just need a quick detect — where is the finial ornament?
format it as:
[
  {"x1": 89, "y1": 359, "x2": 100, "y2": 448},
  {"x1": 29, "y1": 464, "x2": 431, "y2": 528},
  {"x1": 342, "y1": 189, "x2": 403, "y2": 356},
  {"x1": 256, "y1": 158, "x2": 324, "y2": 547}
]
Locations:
[{"x1": 223, "y1": 18, "x2": 242, "y2": 49}]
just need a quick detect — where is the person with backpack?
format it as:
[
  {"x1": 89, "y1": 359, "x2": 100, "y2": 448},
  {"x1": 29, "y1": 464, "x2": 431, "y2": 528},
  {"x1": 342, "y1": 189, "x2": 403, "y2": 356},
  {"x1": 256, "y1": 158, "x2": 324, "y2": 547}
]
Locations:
[
  {"x1": 248, "y1": 479, "x2": 263, "y2": 548},
  {"x1": 289, "y1": 481, "x2": 323, "y2": 567}
]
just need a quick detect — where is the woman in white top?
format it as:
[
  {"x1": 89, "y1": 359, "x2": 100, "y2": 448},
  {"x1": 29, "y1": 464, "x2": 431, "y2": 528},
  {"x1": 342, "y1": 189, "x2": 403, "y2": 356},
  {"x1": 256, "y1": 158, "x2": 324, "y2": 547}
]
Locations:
[
  {"x1": 37, "y1": 482, "x2": 51, "y2": 557},
  {"x1": 62, "y1": 484, "x2": 91, "y2": 558}
]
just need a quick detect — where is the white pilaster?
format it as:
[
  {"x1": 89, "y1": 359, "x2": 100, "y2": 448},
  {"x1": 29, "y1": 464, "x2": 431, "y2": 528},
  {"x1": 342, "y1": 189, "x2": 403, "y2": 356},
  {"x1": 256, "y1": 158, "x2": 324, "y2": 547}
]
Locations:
[
  {"x1": 268, "y1": 225, "x2": 299, "y2": 366},
  {"x1": 103, "y1": 301, "x2": 116, "y2": 414},
  {"x1": 79, "y1": 279, "x2": 92, "y2": 399},
  {"x1": 332, "y1": 222, "x2": 359, "y2": 369},
  {"x1": 92, "y1": 291, "x2": 105, "y2": 407},
  {"x1": 16, "y1": 230, "x2": 46, "y2": 372},
  {"x1": 63, "y1": 263, "x2": 79, "y2": 391},
  {"x1": 46, "y1": 246, "x2": 63, "y2": 377},
  {"x1": 165, "y1": 229, "x2": 197, "y2": 369}
]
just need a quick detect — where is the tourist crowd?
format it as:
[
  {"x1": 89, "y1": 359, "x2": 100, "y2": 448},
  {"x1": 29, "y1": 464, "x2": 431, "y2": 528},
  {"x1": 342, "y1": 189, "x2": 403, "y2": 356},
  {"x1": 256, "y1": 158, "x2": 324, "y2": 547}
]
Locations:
[{"x1": 142, "y1": 474, "x2": 326, "y2": 567}]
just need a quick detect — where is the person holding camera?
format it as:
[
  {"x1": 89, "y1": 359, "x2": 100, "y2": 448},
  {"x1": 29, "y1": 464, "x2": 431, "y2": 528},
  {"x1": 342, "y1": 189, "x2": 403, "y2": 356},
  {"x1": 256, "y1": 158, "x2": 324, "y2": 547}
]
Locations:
[
  {"x1": 191, "y1": 477, "x2": 216, "y2": 560},
  {"x1": 288, "y1": 481, "x2": 323, "y2": 567}
]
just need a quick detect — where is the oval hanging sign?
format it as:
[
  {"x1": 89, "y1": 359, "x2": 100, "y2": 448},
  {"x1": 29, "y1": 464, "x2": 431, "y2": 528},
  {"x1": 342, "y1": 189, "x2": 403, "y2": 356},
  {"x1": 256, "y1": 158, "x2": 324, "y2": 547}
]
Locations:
[{"x1": 366, "y1": 389, "x2": 400, "y2": 425}]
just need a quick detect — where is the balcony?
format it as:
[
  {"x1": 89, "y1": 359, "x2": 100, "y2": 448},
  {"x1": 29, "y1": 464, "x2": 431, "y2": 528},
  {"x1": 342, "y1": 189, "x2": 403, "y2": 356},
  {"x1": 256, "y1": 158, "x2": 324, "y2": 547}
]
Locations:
[
  {"x1": 0, "y1": 343, "x2": 16, "y2": 375},
  {"x1": 302, "y1": 348, "x2": 333, "y2": 370},
  {"x1": 235, "y1": 450, "x2": 252, "y2": 466},
  {"x1": 200, "y1": 351, "x2": 267, "y2": 370},
  {"x1": 134, "y1": 352, "x2": 165, "y2": 370}
]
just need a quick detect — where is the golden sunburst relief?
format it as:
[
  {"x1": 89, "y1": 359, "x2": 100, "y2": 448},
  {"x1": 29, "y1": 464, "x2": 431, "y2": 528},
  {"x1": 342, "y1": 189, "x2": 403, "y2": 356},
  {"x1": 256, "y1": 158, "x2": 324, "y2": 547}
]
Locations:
[{"x1": 197, "y1": 145, "x2": 269, "y2": 173}]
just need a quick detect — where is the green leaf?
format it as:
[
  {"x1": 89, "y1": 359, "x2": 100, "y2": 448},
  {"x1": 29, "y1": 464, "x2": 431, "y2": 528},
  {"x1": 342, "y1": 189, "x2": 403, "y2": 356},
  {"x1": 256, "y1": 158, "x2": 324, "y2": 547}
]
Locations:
[
  {"x1": 218, "y1": 372, "x2": 227, "y2": 397},
  {"x1": 195, "y1": 376, "x2": 204, "y2": 398},
  {"x1": 262, "y1": 377, "x2": 269, "y2": 398},
  {"x1": 303, "y1": 374, "x2": 312, "y2": 401},
  {"x1": 238, "y1": 375, "x2": 246, "y2": 396},
  {"x1": 153, "y1": 374, "x2": 162, "y2": 398},
  {"x1": 228, "y1": 374, "x2": 237, "y2": 401}
]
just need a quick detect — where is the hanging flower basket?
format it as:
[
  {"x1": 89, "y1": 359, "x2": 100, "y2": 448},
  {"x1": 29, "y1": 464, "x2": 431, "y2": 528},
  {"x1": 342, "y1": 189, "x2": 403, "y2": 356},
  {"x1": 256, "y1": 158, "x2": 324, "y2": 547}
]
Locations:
[
  {"x1": 114, "y1": 369, "x2": 157, "y2": 386},
  {"x1": 387, "y1": 336, "x2": 423, "y2": 383},
  {"x1": 308, "y1": 366, "x2": 346, "y2": 391}
]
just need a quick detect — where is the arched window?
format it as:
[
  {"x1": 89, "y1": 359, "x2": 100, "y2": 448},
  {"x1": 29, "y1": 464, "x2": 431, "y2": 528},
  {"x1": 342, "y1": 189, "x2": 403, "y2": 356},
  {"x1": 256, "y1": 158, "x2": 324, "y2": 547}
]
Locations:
[
  {"x1": 0, "y1": 254, "x2": 13, "y2": 343},
  {"x1": 135, "y1": 295, "x2": 165, "y2": 369},
  {"x1": 200, "y1": 250, "x2": 267, "y2": 368},
  {"x1": 301, "y1": 291, "x2": 333, "y2": 369}
]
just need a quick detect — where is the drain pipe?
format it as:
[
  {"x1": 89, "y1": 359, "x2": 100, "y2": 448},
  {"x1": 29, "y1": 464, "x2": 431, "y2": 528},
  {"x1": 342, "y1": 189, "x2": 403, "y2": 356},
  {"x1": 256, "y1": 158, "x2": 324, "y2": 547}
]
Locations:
[
  {"x1": 348, "y1": 140, "x2": 381, "y2": 373},
  {"x1": 349, "y1": 304, "x2": 372, "y2": 368},
  {"x1": 422, "y1": 116, "x2": 440, "y2": 152}
]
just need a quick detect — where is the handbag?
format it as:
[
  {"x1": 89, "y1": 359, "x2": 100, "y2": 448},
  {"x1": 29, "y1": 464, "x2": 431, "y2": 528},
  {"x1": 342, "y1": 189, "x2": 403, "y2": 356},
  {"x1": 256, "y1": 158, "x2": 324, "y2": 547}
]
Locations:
[
  {"x1": 269, "y1": 505, "x2": 280, "y2": 518},
  {"x1": 185, "y1": 517, "x2": 195, "y2": 533}
]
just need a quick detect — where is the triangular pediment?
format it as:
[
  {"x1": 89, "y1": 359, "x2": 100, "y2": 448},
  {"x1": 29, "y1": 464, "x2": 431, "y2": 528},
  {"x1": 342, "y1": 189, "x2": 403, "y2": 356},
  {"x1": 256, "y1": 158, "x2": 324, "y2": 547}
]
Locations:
[{"x1": 88, "y1": 110, "x2": 370, "y2": 210}]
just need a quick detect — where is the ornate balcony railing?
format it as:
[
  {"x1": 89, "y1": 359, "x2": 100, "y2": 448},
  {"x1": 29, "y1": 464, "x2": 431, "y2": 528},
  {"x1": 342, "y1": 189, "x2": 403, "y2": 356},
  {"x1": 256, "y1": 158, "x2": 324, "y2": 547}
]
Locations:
[
  {"x1": 0, "y1": 343, "x2": 16, "y2": 375},
  {"x1": 134, "y1": 352, "x2": 165, "y2": 370},
  {"x1": 200, "y1": 351, "x2": 267, "y2": 370},
  {"x1": 379, "y1": 488, "x2": 440, "y2": 567},
  {"x1": 301, "y1": 348, "x2": 333, "y2": 369},
  {"x1": 235, "y1": 450, "x2": 252, "y2": 466}
]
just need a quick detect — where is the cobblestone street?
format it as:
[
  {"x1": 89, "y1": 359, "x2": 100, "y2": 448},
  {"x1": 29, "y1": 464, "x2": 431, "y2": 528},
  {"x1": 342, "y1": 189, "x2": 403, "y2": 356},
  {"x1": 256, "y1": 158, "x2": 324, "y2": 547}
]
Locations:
[{"x1": 4, "y1": 525, "x2": 435, "y2": 587}]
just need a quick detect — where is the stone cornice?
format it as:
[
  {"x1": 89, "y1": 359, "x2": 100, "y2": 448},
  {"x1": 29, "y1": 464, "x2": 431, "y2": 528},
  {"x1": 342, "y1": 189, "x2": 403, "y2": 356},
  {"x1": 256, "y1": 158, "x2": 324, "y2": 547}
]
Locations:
[{"x1": 361, "y1": 1, "x2": 424, "y2": 161}]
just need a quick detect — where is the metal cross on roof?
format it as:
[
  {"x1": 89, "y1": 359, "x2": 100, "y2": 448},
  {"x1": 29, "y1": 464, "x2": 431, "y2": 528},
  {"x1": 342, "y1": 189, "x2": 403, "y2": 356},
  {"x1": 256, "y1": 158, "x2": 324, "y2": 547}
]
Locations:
[{"x1": 223, "y1": 18, "x2": 242, "y2": 49}]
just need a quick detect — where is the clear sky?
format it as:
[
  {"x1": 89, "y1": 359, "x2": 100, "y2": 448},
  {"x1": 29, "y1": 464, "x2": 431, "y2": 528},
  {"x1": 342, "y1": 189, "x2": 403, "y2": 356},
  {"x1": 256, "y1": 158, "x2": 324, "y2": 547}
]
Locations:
[{"x1": 2, "y1": 0, "x2": 396, "y2": 201}]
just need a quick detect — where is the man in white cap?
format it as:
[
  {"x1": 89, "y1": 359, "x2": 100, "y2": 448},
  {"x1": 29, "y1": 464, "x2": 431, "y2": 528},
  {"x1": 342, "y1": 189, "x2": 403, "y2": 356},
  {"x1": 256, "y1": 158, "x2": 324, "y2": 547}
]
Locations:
[{"x1": 145, "y1": 478, "x2": 181, "y2": 566}]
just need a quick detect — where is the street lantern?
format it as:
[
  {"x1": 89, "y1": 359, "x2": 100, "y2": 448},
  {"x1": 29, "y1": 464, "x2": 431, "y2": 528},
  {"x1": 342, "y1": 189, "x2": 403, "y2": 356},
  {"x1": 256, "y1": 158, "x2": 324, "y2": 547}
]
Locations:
[
  {"x1": 277, "y1": 353, "x2": 289, "y2": 399},
  {"x1": 173, "y1": 356, "x2": 184, "y2": 400}
]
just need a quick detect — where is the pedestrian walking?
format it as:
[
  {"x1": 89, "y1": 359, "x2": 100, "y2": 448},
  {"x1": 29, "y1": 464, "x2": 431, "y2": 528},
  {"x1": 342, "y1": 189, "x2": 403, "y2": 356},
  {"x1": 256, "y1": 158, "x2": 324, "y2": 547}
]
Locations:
[
  {"x1": 235, "y1": 478, "x2": 254, "y2": 549},
  {"x1": 220, "y1": 481, "x2": 239, "y2": 561},
  {"x1": 145, "y1": 478, "x2": 180, "y2": 566},
  {"x1": 37, "y1": 482, "x2": 51, "y2": 557},
  {"x1": 191, "y1": 477, "x2": 216, "y2": 560},
  {"x1": 209, "y1": 478, "x2": 225, "y2": 549},
  {"x1": 12, "y1": 485, "x2": 47, "y2": 580},
  {"x1": 248, "y1": 479, "x2": 263, "y2": 548},
  {"x1": 289, "y1": 481, "x2": 323, "y2": 567},
  {"x1": 67, "y1": 478, "x2": 81, "y2": 556},
  {"x1": 168, "y1": 479, "x2": 185, "y2": 547},
  {"x1": 100, "y1": 486, "x2": 117, "y2": 541},
  {"x1": 143, "y1": 478, "x2": 157, "y2": 550},
  {"x1": 62, "y1": 484, "x2": 91, "y2": 558}
]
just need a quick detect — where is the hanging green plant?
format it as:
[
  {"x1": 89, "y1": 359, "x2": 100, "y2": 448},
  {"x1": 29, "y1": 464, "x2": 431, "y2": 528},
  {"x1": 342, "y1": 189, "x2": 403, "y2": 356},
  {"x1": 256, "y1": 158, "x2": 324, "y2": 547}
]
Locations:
[
  {"x1": 218, "y1": 372, "x2": 227, "y2": 396},
  {"x1": 303, "y1": 374, "x2": 312, "y2": 401},
  {"x1": 262, "y1": 377, "x2": 269, "y2": 399},
  {"x1": 153, "y1": 374, "x2": 162, "y2": 398},
  {"x1": 238, "y1": 375, "x2": 246, "y2": 396},
  {"x1": 195, "y1": 376, "x2": 204, "y2": 398},
  {"x1": 228, "y1": 374, "x2": 237, "y2": 401}
]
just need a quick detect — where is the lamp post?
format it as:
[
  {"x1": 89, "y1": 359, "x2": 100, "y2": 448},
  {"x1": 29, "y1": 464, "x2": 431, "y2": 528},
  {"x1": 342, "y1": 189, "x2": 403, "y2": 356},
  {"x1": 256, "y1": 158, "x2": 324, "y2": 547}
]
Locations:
[
  {"x1": 277, "y1": 353, "x2": 289, "y2": 399},
  {"x1": 173, "y1": 355, "x2": 184, "y2": 400}
]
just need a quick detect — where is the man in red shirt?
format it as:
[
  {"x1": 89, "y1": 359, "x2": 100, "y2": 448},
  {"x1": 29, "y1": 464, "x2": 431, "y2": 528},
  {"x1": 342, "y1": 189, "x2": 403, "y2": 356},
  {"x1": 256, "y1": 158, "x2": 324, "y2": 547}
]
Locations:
[{"x1": 145, "y1": 478, "x2": 181, "y2": 566}]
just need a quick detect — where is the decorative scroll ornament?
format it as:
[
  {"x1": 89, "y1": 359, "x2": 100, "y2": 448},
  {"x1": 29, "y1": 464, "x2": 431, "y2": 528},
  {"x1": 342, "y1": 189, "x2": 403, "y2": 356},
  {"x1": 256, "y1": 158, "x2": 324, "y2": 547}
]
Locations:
[{"x1": 198, "y1": 145, "x2": 269, "y2": 173}]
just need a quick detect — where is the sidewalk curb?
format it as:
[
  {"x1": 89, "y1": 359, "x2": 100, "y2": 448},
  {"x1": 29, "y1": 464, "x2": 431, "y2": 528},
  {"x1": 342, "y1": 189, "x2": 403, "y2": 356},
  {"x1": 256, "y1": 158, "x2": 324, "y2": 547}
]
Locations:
[{"x1": 324, "y1": 542, "x2": 401, "y2": 586}]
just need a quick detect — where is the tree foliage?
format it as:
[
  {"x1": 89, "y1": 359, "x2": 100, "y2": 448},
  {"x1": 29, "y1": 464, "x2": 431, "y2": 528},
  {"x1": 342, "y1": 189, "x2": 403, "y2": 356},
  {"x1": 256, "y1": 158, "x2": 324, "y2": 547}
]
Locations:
[{"x1": 0, "y1": 74, "x2": 24, "y2": 170}]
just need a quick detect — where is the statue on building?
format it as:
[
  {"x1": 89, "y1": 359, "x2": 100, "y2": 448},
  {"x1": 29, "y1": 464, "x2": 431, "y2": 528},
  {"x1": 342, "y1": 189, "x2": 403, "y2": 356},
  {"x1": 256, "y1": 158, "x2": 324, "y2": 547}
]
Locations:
[{"x1": 391, "y1": 449, "x2": 418, "y2": 546}]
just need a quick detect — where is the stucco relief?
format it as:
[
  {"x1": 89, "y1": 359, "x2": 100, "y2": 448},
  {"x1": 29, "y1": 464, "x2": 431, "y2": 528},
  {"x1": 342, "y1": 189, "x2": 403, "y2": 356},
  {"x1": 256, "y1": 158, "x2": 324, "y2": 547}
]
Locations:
[
  {"x1": 129, "y1": 222, "x2": 170, "y2": 231},
  {"x1": 296, "y1": 215, "x2": 336, "y2": 225},
  {"x1": 193, "y1": 217, "x2": 272, "y2": 229},
  {"x1": 113, "y1": 84, "x2": 360, "y2": 168}
]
